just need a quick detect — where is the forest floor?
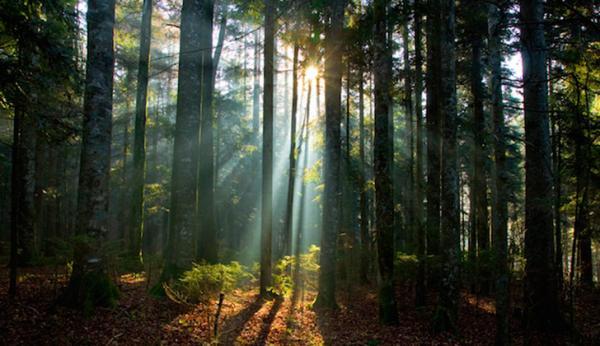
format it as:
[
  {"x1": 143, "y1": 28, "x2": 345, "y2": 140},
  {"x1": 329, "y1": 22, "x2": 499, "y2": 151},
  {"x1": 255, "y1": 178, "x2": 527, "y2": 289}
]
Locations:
[{"x1": 1, "y1": 267, "x2": 598, "y2": 345}]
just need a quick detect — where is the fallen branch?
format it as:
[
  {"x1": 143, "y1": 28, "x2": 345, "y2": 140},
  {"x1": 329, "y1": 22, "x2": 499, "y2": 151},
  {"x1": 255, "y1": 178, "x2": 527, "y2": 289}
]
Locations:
[{"x1": 214, "y1": 293, "x2": 225, "y2": 337}]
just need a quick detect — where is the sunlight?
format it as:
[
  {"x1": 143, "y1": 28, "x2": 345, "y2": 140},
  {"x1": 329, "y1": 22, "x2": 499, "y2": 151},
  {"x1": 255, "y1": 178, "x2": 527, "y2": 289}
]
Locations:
[{"x1": 306, "y1": 66, "x2": 318, "y2": 80}]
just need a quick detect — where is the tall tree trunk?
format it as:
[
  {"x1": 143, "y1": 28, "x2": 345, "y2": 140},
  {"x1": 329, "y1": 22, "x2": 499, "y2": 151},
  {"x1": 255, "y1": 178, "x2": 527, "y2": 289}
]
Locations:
[
  {"x1": 253, "y1": 29, "x2": 260, "y2": 136},
  {"x1": 62, "y1": 0, "x2": 117, "y2": 309},
  {"x1": 549, "y1": 70, "x2": 563, "y2": 289},
  {"x1": 314, "y1": 0, "x2": 345, "y2": 310},
  {"x1": 129, "y1": 0, "x2": 152, "y2": 260},
  {"x1": 469, "y1": 9, "x2": 489, "y2": 293},
  {"x1": 402, "y1": 0, "x2": 414, "y2": 252},
  {"x1": 283, "y1": 44, "x2": 299, "y2": 259},
  {"x1": 161, "y1": 0, "x2": 204, "y2": 280},
  {"x1": 425, "y1": 0, "x2": 441, "y2": 258},
  {"x1": 433, "y1": 0, "x2": 459, "y2": 332},
  {"x1": 9, "y1": 108, "x2": 23, "y2": 298},
  {"x1": 488, "y1": 2, "x2": 509, "y2": 343},
  {"x1": 17, "y1": 114, "x2": 36, "y2": 265},
  {"x1": 211, "y1": 8, "x2": 227, "y2": 86},
  {"x1": 373, "y1": 0, "x2": 399, "y2": 325},
  {"x1": 358, "y1": 66, "x2": 370, "y2": 284},
  {"x1": 292, "y1": 79, "x2": 311, "y2": 305},
  {"x1": 119, "y1": 97, "x2": 131, "y2": 244},
  {"x1": 197, "y1": 0, "x2": 217, "y2": 263},
  {"x1": 520, "y1": 0, "x2": 562, "y2": 331},
  {"x1": 414, "y1": 0, "x2": 426, "y2": 307},
  {"x1": 260, "y1": 0, "x2": 275, "y2": 297},
  {"x1": 358, "y1": 65, "x2": 371, "y2": 284}
]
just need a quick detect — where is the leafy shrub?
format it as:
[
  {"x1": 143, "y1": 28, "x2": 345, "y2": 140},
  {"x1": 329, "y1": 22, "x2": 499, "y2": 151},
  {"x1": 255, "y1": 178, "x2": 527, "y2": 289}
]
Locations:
[
  {"x1": 271, "y1": 245, "x2": 320, "y2": 297},
  {"x1": 178, "y1": 261, "x2": 254, "y2": 303}
]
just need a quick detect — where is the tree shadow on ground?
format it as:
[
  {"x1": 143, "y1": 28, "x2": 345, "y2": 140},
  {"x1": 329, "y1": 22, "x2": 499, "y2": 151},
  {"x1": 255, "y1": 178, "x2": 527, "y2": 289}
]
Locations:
[
  {"x1": 218, "y1": 295, "x2": 264, "y2": 344},
  {"x1": 256, "y1": 297, "x2": 283, "y2": 344}
]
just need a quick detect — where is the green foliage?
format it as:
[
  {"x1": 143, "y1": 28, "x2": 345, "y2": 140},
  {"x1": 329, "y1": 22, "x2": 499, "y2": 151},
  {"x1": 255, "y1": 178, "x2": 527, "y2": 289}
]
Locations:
[
  {"x1": 271, "y1": 245, "x2": 320, "y2": 297},
  {"x1": 272, "y1": 256, "x2": 294, "y2": 297},
  {"x1": 178, "y1": 262, "x2": 254, "y2": 303}
]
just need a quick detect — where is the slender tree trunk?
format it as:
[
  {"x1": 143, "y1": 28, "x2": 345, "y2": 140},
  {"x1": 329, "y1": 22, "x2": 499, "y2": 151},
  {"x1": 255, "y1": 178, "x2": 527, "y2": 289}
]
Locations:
[
  {"x1": 260, "y1": 0, "x2": 275, "y2": 297},
  {"x1": 211, "y1": 8, "x2": 227, "y2": 86},
  {"x1": 433, "y1": 0, "x2": 459, "y2": 332},
  {"x1": 161, "y1": 0, "x2": 204, "y2": 280},
  {"x1": 292, "y1": 79, "x2": 311, "y2": 305},
  {"x1": 283, "y1": 44, "x2": 299, "y2": 259},
  {"x1": 574, "y1": 88, "x2": 592, "y2": 287},
  {"x1": 129, "y1": 0, "x2": 152, "y2": 260},
  {"x1": 402, "y1": 0, "x2": 414, "y2": 252},
  {"x1": 17, "y1": 114, "x2": 36, "y2": 265},
  {"x1": 425, "y1": 0, "x2": 441, "y2": 258},
  {"x1": 373, "y1": 0, "x2": 399, "y2": 325},
  {"x1": 414, "y1": 0, "x2": 426, "y2": 307},
  {"x1": 469, "y1": 13, "x2": 489, "y2": 294},
  {"x1": 314, "y1": 0, "x2": 345, "y2": 310},
  {"x1": 520, "y1": 0, "x2": 563, "y2": 331},
  {"x1": 9, "y1": 107, "x2": 23, "y2": 298},
  {"x1": 488, "y1": 2, "x2": 509, "y2": 343},
  {"x1": 62, "y1": 0, "x2": 117, "y2": 309},
  {"x1": 549, "y1": 68, "x2": 563, "y2": 289},
  {"x1": 197, "y1": 0, "x2": 217, "y2": 263},
  {"x1": 119, "y1": 97, "x2": 131, "y2": 244},
  {"x1": 253, "y1": 29, "x2": 260, "y2": 136},
  {"x1": 358, "y1": 66, "x2": 370, "y2": 284}
]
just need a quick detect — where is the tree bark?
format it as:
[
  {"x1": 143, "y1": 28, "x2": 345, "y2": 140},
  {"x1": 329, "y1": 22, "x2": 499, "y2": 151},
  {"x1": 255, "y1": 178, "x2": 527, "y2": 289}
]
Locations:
[
  {"x1": 314, "y1": 0, "x2": 345, "y2": 310},
  {"x1": 425, "y1": 0, "x2": 441, "y2": 258},
  {"x1": 283, "y1": 44, "x2": 299, "y2": 259},
  {"x1": 433, "y1": 0, "x2": 459, "y2": 333},
  {"x1": 414, "y1": 0, "x2": 426, "y2": 307},
  {"x1": 358, "y1": 66, "x2": 370, "y2": 284},
  {"x1": 62, "y1": 0, "x2": 118, "y2": 309},
  {"x1": 402, "y1": 0, "x2": 414, "y2": 252},
  {"x1": 469, "y1": 4, "x2": 489, "y2": 293},
  {"x1": 520, "y1": 0, "x2": 563, "y2": 331},
  {"x1": 161, "y1": 0, "x2": 204, "y2": 278},
  {"x1": 129, "y1": 0, "x2": 152, "y2": 260},
  {"x1": 292, "y1": 79, "x2": 311, "y2": 305},
  {"x1": 488, "y1": 2, "x2": 509, "y2": 343},
  {"x1": 373, "y1": 0, "x2": 399, "y2": 325},
  {"x1": 260, "y1": 0, "x2": 275, "y2": 297},
  {"x1": 197, "y1": 0, "x2": 217, "y2": 263}
]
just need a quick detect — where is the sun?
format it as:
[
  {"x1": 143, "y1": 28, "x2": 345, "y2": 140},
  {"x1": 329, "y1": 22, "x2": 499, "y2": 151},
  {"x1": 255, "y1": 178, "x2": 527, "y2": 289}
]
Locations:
[{"x1": 306, "y1": 65, "x2": 318, "y2": 80}]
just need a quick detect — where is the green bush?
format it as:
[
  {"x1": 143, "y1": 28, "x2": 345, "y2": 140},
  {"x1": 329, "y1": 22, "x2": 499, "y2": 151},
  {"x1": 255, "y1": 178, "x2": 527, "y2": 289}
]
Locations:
[
  {"x1": 271, "y1": 245, "x2": 320, "y2": 297},
  {"x1": 178, "y1": 261, "x2": 254, "y2": 303}
]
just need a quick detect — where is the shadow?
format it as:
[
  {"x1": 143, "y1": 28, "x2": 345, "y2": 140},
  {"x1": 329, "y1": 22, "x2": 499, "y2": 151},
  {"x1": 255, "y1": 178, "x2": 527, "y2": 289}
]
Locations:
[
  {"x1": 219, "y1": 296, "x2": 264, "y2": 344},
  {"x1": 256, "y1": 297, "x2": 283, "y2": 345}
]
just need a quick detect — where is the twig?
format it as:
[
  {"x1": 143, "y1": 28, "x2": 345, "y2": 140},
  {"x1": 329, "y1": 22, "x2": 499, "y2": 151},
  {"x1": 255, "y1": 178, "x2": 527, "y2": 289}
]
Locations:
[{"x1": 105, "y1": 332, "x2": 123, "y2": 345}]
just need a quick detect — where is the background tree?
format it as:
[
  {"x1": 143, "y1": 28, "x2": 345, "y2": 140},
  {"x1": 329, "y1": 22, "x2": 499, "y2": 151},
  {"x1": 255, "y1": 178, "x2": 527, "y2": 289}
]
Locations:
[{"x1": 129, "y1": 0, "x2": 153, "y2": 260}]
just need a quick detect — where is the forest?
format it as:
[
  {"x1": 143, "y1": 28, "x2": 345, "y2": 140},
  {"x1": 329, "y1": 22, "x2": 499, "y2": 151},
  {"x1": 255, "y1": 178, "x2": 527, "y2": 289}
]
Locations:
[{"x1": 0, "y1": 0, "x2": 599, "y2": 344}]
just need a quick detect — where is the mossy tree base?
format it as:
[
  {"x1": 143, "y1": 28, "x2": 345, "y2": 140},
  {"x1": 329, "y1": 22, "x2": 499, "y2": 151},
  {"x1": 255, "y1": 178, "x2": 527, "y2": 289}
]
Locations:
[{"x1": 59, "y1": 268, "x2": 119, "y2": 315}]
